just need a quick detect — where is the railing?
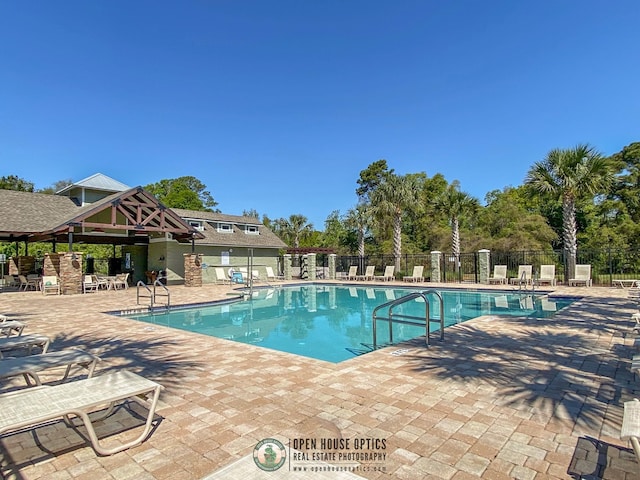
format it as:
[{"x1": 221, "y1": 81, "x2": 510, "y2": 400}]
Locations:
[
  {"x1": 136, "y1": 280, "x2": 170, "y2": 308},
  {"x1": 372, "y1": 289, "x2": 444, "y2": 349}
]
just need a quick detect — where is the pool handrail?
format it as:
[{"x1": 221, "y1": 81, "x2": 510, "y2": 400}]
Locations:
[{"x1": 372, "y1": 289, "x2": 444, "y2": 349}]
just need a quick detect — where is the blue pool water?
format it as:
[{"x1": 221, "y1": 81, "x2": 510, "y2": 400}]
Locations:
[{"x1": 122, "y1": 285, "x2": 575, "y2": 363}]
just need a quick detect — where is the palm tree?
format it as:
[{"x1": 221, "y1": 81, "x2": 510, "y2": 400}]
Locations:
[
  {"x1": 345, "y1": 204, "x2": 373, "y2": 273},
  {"x1": 433, "y1": 181, "x2": 479, "y2": 278},
  {"x1": 525, "y1": 144, "x2": 612, "y2": 278},
  {"x1": 370, "y1": 174, "x2": 420, "y2": 273},
  {"x1": 276, "y1": 214, "x2": 313, "y2": 249}
]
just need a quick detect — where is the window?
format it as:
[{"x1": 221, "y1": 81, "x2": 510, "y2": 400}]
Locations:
[
  {"x1": 245, "y1": 225, "x2": 259, "y2": 235},
  {"x1": 188, "y1": 220, "x2": 204, "y2": 231},
  {"x1": 218, "y1": 223, "x2": 232, "y2": 233}
]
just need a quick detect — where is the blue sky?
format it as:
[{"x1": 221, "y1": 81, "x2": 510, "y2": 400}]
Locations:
[{"x1": 2, "y1": 1, "x2": 639, "y2": 229}]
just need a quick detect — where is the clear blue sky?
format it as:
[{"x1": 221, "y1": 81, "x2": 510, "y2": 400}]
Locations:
[{"x1": 2, "y1": 1, "x2": 638, "y2": 229}]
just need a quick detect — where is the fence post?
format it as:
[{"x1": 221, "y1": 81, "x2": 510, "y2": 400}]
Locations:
[
  {"x1": 430, "y1": 251, "x2": 442, "y2": 283},
  {"x1": 478, "y1": 249, "x2": 490, "y2": 284},
  {"x1": 328, "y1": 254, "x2": 336, "y2": 280}
]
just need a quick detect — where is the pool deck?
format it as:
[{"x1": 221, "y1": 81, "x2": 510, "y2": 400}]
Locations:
[{"x1": 0, "y1": 281, "x2": 639, "y2": 479}]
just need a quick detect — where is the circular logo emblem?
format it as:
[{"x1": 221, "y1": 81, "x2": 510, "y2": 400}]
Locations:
[{"x1": 253, "y1": 438, "x2": 286, "y2": 471}]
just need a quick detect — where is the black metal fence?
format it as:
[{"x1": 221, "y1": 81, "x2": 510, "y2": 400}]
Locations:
[{"x1": 329, "y1": 248, "x2": 640, "y2": 287}]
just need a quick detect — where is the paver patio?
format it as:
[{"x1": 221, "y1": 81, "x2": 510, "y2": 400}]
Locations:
[{"x1": 0, "y1": 281, "x2": 639, "y2": 479}]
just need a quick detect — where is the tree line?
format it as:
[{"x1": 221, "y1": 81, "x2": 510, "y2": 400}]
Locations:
[{"x1": 2, "y1": 142, "x2": 639, "y2": 273}]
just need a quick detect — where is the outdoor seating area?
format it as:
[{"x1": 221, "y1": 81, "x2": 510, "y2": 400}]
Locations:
[{"x1": 0, "y1": 312, "x2": 163, "y2": 457}]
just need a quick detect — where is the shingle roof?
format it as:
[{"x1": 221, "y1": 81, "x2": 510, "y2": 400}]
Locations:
[
  {"x1": 172, "y1": 208, "x2": 287, "y2": 249},
  {"x1": 0, "y1": 190, "x2": 81, "y2": 234},
  {"x1": 56, "y1": 173, "x2": 131, "y2": 195}
]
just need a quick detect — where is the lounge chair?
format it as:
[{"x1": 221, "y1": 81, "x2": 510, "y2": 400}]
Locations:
[
  {"x1": 488, "y1": 265, "x2": 508, "y2": 285},
  {"x1": 83, "y1": 275, "x2": 99, "y2": 293},
  {"x1": 510, "y1": 265, "x2": 533, "y2": 285},
  {"x1": 0, "y1": 370, "x2": 163, "y2": 456},
  {"x1": 346, "y1": 266, "x2": 358, "y2": 281},
  {"x1": 356, "y1": 265, "x2": 375, "y2": 281},
  {"x1": 265, "y1": 266, "x2": 284, "y2": 282},
  {"x1": 403, "y1": 266, "x2": 424, "y2": 282},
  {"x1": 569, "y1": 264, "x2": 592, "y2": 287},
  {"x1": 0, "y1": 334, "x2": 50, "y2": 358},
  {"x1": 239, "y1": 267, "x2": 260, "y2": 282},
  {"x1": 112, "y1": 273, "x2": 129, "y2": 290},
  {"x1": 0, "y1": 349, "x2": 100, "y2": 387},
  {"x1": 535, "y1": 265, "x2": 556, "y2": 286},
  {"x1": 0, "y1": 320, "x2": 25, "y2": 337},
  {"x1": 41, "y1": 276, "x2": 60, "y2": 295},
  {"x1": 214, "y1": 267, "x2": 231, "y2": 285},
  {"x1": 621, "y1": 398, "x2": 640, "y2": 467},
  {"x1": 374, "y1": 266, "x2": 395, "y2": 282}
]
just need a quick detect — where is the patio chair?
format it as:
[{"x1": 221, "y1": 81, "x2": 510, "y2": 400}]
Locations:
[
  {"x1": 0, "y1": 334, "x2": 50, "y2": 359},
  {"x1": 569, "y1": 264, "x2": 592, "y2": 287},
  {"x1": 112, "y1": 273, "x2": 129, "y2": 290},
  {"x1": 18, "y1": 275, "x2": 38, "y2": 291},
  {"x1": 346, "y1": 266, "x2": 358, "y2": 280},
  {"x1": 83, "y1": 275, "x2": 99, "y2": 293},
  {"x1": 41, "y1": 276, "x2": 60, "y2": 295},
  {"x1": 621, "y1": 398, "x2": 640, "y2": 467},
  {"x1": 265, "y1": 266, "x2": 284, "y2": 282},
  {"x1": 535, "y1": 265, "x2": 556, "y2": 286},
  {"x1": 0, "y1": 370, "x2": 163, "y2": 456},
  {"x1": 374, "y1": 266, "x2": 395, "y2": 282},
  {"x1": 0, "y1": 348, "x2": 100, "y2": 387},
  {"x1": 488, "y1": 265, "x2": 508, "y2": 285},
  {"x1": 356, "y1": 265, "x2": 375, "y2": 281},
  {"x1": 214, "y1": 267, "x2": 231, "y2": 285},
  {"x1": 510, "y1": 265, "x2": 533, "y2": 285},
  {"x1": 403, "y1": 266, "x2": 424, "y2": 282}
]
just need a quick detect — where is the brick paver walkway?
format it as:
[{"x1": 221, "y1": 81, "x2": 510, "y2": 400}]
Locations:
[{"x1": 0, "y1": 281, "x2": 638, "y2": 479}]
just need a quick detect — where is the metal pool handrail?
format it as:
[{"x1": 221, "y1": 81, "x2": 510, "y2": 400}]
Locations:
[{"x1": 372, "y1": 289, "x2": 445, "y2": 349}]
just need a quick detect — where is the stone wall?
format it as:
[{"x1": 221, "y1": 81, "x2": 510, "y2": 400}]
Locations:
[{"x1": 43, "y1": 253, "x2": 61, "y2": 277}]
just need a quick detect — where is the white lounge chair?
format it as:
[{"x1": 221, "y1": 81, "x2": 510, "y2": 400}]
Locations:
[
  {"x1": 112, "y1": 273, "x2": 129, "y2": 290},
  {"x1": 403, "y1": 266, "x2": 424, "y2": 282},
  {"x1": 621, "y1": 398, "x2": 640, "y2": 467},
  {"x1": 536, "y1": 265, "x2": 556, "y2": 286},
  {"x1": 0, "y1": 334, "x2": 50, "y2": 358},
  {"x1": 374, "y1": 266, "x2": 395, "y2": 282},
  {"x1": 0, "y1": 370, "x2": 163, "y2": 456},
  {"x1": 510, "y1": 265, "x2": 533, "y2": 285},
  {"x1": 265, "y1": 266, "x2": 284, "y2": 282},
  {"x1": 0, "y1": 320, "x2": 25, "y2": 337},
  {"x1": 346, "y1": 266, "x2": 358, "y2": 281},
  {"x1": 569, "y1": 264, "x2": 592, "y2": 287},
  {"x1": 0, "y1": 349, "x2": 100, "y2": 386},
  {"x1": 356, "y1": 265, "x2": 375, "y2": 281},
  {"x1": 488, "y1": 265, "x2": 508, "y2": 285},
  {"x1": 214, "y1": 267, "x2": 231, "y2": 285}
]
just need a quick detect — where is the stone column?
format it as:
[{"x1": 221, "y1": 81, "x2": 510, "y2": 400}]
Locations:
[
  {"x1": 478, "y1": 249, "x2": 490, "y2": 284},
  {"x1": 43, "y1": 253, "x2": 61, "y2": 277},
  {"x1": 283, "y1": 254, "x2": 292, "y2": 281},
  {"x1": 8, "y1": 257, "x2": 19, "y2": 276},
  {"x1": 328, "y1": 254, "x2": 336, "y2": 280},
  {"x1": 307, "y1": 253, "x2": 316, "y2": 281},
  {"x1": 59, "y1": 252, "x2": 83, "y2": 295},
  {"x1": 430, "y1": 251, "x2": 442, "y2": 283},
  {"x1": 183, "y1": 253, "x2": 203, "y2": 287}
]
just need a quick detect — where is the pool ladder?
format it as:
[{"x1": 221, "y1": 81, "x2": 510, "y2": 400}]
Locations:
[
  {"x1": 372, "y1": 289, "x2": 445, "y2": 349},
  {"x1": 136, "y1": 280, "x2": 171, "y2": 309}
]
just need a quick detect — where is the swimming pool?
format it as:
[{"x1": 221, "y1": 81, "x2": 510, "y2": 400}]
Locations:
[{"x1": 122, "y1": 285, "x2": 575, "y2": 363}]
